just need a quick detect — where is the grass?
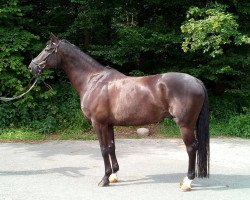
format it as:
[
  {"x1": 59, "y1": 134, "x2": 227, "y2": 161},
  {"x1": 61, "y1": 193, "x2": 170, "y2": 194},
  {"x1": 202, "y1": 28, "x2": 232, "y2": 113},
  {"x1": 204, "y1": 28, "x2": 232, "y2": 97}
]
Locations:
[
  {"x1": 0, "y1": 128, "x2": 97, "y2": 142},
  {"x1": 0, "y1": 116, "x2": 249, "y2": 141},
  {"x1": 159, "y1": 119, "x2": 179, "y2": 137},
  {"x1": 59, "y1": 133, "x2": 97, "y2": 140},
  {"x1": 0, "y1": 128, "x2": 46, "y2": 141},
  {"x1": 158, "y1": 118, "x2": 250, "y2": 139},
  {"x1": 159, "y1": 118, "x2": 230, "y2": 138}
]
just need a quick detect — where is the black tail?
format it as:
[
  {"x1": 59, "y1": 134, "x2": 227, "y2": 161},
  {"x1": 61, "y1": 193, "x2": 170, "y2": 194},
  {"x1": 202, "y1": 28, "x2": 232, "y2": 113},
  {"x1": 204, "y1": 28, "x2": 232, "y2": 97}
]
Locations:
[{"x1": 196, "y1": 85, "x2": 210, "y2": 178}]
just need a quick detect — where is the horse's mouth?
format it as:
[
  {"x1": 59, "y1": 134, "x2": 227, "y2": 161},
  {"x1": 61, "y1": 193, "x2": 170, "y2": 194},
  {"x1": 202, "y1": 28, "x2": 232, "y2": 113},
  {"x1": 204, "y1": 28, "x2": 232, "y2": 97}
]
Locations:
[{"x1": 28, "y1": 63, "x2": 42, "y2": 76}]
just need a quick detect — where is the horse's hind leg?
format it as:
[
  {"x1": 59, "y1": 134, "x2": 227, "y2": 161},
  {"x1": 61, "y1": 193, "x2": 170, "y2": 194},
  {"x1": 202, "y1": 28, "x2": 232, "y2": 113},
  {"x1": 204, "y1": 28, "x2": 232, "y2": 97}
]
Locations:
[
  {"x1": 179, "y1": 125, "x2": 197, "y2": 192},
  {"x1": 108, "y1": 125, "x2": 119, "y2": 183}
]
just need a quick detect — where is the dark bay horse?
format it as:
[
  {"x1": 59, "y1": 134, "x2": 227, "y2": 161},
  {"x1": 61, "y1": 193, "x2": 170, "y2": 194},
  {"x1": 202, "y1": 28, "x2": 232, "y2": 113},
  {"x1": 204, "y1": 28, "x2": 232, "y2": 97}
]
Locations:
[{"x1": 29, "y1": 34, "x2": 209, "y2": 191}]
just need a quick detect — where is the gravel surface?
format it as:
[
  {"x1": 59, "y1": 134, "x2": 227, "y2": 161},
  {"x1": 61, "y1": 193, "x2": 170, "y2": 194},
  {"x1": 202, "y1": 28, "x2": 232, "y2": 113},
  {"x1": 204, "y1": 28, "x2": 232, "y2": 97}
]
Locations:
[{"x1": 0, "y1": 138, "x2": 249, "y2": 200}]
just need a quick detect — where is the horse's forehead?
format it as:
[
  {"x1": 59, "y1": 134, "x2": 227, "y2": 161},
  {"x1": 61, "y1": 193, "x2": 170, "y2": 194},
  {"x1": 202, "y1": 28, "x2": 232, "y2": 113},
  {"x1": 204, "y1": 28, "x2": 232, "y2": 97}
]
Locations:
[
  {"x1": 38, "y1": 48, "x2": 47, "y2": 57},
  {"x1": 33, "y1": 46, "x2": 49, "y2": 62}
]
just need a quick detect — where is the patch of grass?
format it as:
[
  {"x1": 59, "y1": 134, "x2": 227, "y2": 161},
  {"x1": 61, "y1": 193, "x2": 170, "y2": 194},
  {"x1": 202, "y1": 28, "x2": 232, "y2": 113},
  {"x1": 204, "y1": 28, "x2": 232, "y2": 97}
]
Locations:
[
  {"x1": 159, "y1": 118, "x2": 180, "y2": 137},
  {"x1": 0, "y1": 128, "x2": 97, "y2": 141},
  {"x1": 209, "y1": 120, "x2": 228, "y2": 137},
  {"x1": 226, "y1": 111, "x2": 250, "y2": 138},
  {"x1": 210, "y1": 113, "x2": 250, "y2": 138},
  {"x1": 0, "y1": 128, "x2": 46, "y2": 141},
  {"x1": 159, "y1": 114, "x2": 250, "y2": 139},
  {"x1": 120, "y1": 134, "x2": 147, "y2": 139},
  {"x1": 59, "y1": 133, "x2": 97, "y2": 140},
  {"x1": 1, "y1": 111, "x2": 249, "y2": 141}
]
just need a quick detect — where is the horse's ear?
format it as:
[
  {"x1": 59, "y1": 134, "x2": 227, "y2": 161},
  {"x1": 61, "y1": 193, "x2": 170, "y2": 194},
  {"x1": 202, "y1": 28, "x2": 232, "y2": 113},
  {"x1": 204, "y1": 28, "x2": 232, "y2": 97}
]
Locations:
[{"x1": 50, "y1": 32, "x2": 59, "y2": 43}]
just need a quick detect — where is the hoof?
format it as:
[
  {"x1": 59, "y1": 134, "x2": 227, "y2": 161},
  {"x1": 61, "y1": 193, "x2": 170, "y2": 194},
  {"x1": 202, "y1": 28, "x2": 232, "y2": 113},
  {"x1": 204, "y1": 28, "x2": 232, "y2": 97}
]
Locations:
[
  {"x1": 179, "y1": 177, "x2": 192, "y2": 192},
  {"x1": 180, "y1": 183, "x2": 191, "y2": 192},
  {"x1": 109, "y1": 173, "x2": 118, "y2": 183},
  {"x1": 179, "y1": 180, "x2": 183, "y2": 188},
  {"x1": 98, "y1": 178, "x2": 109, "y2": 187}
]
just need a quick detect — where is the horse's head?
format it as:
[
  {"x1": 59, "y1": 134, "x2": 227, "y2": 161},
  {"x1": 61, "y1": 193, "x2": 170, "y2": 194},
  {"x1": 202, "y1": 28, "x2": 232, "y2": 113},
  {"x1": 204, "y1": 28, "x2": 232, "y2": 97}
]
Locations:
[{"x1": 29, "y1": 33, "x2": 61, "y2": 76}]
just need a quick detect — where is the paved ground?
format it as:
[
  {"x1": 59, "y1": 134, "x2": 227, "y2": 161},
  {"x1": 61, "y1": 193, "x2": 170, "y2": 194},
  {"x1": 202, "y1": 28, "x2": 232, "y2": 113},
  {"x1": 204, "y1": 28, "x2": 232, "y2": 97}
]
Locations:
[{"x1": 0, "y1": 138, "x2": 249, "y2": 200}]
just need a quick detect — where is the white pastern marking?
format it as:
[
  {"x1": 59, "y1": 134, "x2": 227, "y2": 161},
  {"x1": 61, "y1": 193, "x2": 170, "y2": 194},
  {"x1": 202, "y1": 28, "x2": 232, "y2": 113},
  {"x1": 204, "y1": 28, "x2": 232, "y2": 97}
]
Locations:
[
  {"x1": 180, "y1": 176, "x2": 193, "y2": 191},
  {"x1": 109, "y1": 173, "x2": 118, "y2": 183}
]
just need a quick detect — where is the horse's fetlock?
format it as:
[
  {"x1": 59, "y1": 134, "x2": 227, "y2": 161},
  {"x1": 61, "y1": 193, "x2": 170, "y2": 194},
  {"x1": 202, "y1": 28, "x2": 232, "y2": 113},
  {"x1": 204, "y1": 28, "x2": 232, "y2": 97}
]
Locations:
[
  {"x1": 105, "y1": 168, "x2": 112, "y2": 176},
  {"x1": 113, "y1": 163, "x2": 119, "y2": 173},
  {"x1": 187, "y1": 172, "x2": 195, "y2": 180}
]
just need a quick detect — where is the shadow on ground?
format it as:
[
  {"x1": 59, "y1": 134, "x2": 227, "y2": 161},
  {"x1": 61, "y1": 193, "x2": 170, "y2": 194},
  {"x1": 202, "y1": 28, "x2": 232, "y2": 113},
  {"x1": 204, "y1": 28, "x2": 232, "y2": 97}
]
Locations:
[
  {"x1": 0, "y1": 166, "x2": 87, "y2": 177},
  {"x1": 111, "y1": 173, "x2": 250, "y2": 191}
]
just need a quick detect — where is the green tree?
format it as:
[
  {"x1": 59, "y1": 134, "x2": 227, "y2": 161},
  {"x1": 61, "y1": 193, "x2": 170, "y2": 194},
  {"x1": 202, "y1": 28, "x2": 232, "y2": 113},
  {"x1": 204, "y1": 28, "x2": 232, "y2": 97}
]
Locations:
[
  {"x1": 181, "y1": 3, "x2": 250, "y2": 57},
  {"x1": 0, "y1": 0, "x2": 36, "y2": 97},
  {"x1": 180, "y1": 2, "x2": 250, "y2": 118},
  {"x1": 84, "y1": 0, "x2": 196, "y2": 73},
  {"x1": 0, "y1": 0, "x2": 38, "y2": 128},
  {"x1": 0, "y1": 0, "x2": 249, "y2": 135}
]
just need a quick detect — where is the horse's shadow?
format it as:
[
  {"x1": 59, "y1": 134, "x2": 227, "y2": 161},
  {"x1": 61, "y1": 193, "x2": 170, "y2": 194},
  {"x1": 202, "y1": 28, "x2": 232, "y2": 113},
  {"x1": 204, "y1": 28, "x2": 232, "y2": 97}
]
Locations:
[
  {"x1": 0, "y1": 166, "x2": 87, "y2": 177},
  {"x1": 1, "y1": 168, "x2": 249, "y2": 191},
  {"x1": 113, "y1": 173, "x2": 250, "y2": 191}
]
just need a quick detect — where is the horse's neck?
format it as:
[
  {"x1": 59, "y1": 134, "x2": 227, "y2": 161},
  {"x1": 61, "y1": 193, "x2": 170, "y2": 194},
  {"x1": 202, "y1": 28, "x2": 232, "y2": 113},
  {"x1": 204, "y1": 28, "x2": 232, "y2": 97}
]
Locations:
[{"x1": 59, "y1": 43, "x2": 104, "y2": 96}]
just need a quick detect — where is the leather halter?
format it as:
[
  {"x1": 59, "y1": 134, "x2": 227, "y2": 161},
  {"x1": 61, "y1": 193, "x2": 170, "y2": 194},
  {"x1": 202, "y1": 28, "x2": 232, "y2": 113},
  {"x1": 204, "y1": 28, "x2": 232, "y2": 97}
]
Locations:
[{"x1": 31, "y1": 41, "x2": 61, "y2": 71}]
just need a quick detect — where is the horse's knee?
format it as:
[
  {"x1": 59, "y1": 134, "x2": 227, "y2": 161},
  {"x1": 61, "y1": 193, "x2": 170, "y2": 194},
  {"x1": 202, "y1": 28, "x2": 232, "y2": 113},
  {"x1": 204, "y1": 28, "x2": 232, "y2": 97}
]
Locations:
[
  {"x1": 101, "y1": 147, "x2": 109, "y2": 157},
  {"x1": 108, "y1": 143, "x2": 115, "y2": 153}
]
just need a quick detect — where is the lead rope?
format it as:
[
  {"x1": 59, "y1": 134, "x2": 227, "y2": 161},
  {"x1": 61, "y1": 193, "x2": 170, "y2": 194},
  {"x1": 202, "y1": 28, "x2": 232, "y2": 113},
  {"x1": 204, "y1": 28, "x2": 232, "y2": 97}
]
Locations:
[{"x1": 0, "y1": 77, "x2": 39, "y2": 102}]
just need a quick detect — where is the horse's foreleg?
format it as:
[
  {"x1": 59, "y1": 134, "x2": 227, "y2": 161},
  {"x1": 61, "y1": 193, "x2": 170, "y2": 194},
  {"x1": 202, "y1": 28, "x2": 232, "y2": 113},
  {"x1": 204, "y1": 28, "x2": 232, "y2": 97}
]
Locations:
[
  {"x1": 179, "y1": 126, "x2": 197, "y2": 192},
  {"x1": 108, "y1": 125, "x2": 119, "y2": 183},
  {"x1": 93, "y1": 122, "x2": 112, "y2": 187}
]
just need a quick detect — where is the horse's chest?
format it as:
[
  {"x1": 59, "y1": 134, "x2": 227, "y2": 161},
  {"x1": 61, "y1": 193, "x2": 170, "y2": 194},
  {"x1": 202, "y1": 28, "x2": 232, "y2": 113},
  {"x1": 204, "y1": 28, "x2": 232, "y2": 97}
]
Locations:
[{"x1": 80, "y1": 86, "x2": 110, "y2": 122}]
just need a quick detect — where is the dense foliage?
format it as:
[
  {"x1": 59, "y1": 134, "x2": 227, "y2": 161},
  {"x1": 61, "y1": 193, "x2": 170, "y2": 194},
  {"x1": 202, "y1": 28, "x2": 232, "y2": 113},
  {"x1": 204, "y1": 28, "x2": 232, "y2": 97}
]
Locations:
[{"x1": 0, "y1": 0, "x2": 249, "y2": 136}]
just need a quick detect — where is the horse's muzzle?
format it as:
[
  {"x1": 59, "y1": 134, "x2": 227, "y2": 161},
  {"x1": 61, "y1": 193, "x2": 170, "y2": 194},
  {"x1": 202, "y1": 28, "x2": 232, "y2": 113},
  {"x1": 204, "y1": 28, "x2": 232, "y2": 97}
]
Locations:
[{"x1": 28, "y1": 63, "x2": 42, "y2": 76}]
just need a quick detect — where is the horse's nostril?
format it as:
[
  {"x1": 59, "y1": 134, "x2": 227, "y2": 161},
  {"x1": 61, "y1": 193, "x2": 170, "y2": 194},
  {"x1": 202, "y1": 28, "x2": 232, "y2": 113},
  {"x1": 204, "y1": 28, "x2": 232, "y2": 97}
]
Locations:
[{"x1": 28, "y1": 65, "x2": 34, "y2": 73}]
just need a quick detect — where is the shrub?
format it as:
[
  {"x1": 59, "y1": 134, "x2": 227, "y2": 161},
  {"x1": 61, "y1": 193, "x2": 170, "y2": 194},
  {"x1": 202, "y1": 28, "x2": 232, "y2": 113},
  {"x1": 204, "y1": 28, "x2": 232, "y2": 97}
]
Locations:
[
  {"x1": 0, "y1": 77, "x2": 92, "y2": 134},
  {"x1": 226, "y1": 110, "x2": 250, "y2": 138}
]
